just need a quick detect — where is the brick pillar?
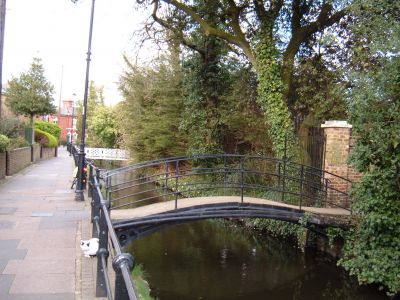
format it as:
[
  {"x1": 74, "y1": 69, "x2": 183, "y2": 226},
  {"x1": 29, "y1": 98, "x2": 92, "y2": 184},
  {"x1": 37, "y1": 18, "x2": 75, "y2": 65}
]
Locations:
[{"x1": 321, "y1": 121, "x2": 353, "y2": 208}]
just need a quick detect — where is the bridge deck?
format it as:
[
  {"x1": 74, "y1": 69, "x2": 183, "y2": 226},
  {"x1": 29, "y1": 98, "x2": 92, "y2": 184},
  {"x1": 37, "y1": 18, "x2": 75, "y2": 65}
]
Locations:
[{"x1": 110, "y1": 196, "x2": 350, "y2": 220}]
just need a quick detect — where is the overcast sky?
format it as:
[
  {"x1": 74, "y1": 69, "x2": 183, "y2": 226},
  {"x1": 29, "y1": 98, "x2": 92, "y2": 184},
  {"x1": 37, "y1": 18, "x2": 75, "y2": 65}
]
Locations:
[{"x1": 3, "y1": 0, "x2": 150, "y2": 106}]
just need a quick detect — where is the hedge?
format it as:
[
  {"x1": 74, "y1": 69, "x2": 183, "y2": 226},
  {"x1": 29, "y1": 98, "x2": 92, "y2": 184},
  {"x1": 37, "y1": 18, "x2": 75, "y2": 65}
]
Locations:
[
  {"x1": 34, "y1": 128, "x2": 58, "y2": 148},
  {"x1": 35, "y1": 121, "x2": 61, "y2": 141}
]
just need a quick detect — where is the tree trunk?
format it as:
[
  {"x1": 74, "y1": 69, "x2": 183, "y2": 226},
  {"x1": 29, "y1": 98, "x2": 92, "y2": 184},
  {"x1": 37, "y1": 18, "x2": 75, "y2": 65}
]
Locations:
[{"x1": 255, "y1": 38, "x2": 297, "y2": 158}]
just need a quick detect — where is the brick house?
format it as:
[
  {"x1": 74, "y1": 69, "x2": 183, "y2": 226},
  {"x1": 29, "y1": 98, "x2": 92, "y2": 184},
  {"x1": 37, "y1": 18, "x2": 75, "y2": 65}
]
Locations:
[{"x1": 50, "y1": 99, "x2": 78, "y2": 143}]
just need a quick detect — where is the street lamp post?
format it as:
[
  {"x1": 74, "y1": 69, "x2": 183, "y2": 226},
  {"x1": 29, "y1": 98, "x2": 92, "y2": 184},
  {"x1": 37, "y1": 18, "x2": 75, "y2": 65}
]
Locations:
[{"x1": 75, "y1": 0, "x2": 96, "y2": 201}]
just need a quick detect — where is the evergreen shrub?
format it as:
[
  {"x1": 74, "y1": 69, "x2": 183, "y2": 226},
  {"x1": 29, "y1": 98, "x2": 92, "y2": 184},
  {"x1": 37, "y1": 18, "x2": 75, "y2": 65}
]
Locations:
[
  {"x1": 34, "y1": 128, "x2": 58, "y2": 148},
  {"x1": 35, "y1": 121, "x2": 61, "y2": 141},
  {"x1": 0, "y1": 134, "x2": 10, "y2": 152}
]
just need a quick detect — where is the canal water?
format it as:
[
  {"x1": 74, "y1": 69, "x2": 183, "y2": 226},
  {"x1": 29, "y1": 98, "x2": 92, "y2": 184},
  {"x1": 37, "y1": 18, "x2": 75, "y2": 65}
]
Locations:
[
  {"x1": 124, "y1": 220, "x2": 387, "y2": 300},
  {"x1": 109, "y1": 169, "x2": 388, "y2": 299}
]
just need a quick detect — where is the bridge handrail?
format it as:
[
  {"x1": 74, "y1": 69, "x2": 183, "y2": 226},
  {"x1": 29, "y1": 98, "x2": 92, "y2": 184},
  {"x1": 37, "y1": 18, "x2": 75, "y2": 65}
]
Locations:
[
  {"x1": 104, "y1": 153, "x2": 351, "y2": 185},
  {"x1": 104, "y1": 154, "x2": 352, "y2": 213}
]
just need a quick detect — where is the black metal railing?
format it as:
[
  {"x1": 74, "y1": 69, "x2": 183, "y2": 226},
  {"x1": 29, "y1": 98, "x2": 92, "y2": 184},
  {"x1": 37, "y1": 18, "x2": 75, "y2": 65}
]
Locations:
[
  {"x1": 103, "y1": 154, "x2": 352, "y2": 213},
  {"x1": 68, "y1": 144, "x2": 138, "y2": 300},
  {"x1": 68, "y1": 146, "x2": 352, "y2": 299}
]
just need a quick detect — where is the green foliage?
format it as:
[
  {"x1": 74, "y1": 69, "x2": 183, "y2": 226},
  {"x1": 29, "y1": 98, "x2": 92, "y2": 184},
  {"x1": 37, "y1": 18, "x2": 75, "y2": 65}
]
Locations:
[
  {"x1": 88, "y1": 105, "x2": 122, "y2": 148},
  {"x1": 7, "y1": 136, "x2": 29, "y2": 150},
  {"x1": 0, "y1": 134, "x2": 10, "y2": 152},
  {"x1": 34, "y1": 128, "x2": 58, "y2": 148},
  {"x1": 248, "y1": 217, "x2": 311, "y2": 250},
  {"x1": 0, "y1": 115, "x2": 25, "y2": 138},
  {"x1": 34, "y1": 121, "x2": 61, "y2": 141},
  {"x1": 255, "y1": 39, "x2": 297, "y2": 158},
  {"x1": 75, "y1": 81, "x2": 105, "y2": 145},
  {"x1": 338, "y1": 6, "x2": 400, "y2": 292},
  {"x1": 292, "y1": 55, "x2": 348, "y2": 121},
  {"x1": 181, "y1": 38, "x2": 227, "y2": 155},
  {"x1": 5, "y1": 57, "x2": 56, "y2": 124},
  {"x1": 119, "y1": 55, "x2": 187, "y2": 161},
  {"x1": 132, "y1": 264, "x2": 157, "y2": 300}
]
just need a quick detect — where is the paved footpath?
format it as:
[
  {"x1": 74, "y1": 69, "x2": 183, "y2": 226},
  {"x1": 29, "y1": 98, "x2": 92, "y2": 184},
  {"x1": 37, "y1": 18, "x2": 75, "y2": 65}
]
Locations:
[{"x1": 0, "y1": 147, "x2": 98, "y2": 300}]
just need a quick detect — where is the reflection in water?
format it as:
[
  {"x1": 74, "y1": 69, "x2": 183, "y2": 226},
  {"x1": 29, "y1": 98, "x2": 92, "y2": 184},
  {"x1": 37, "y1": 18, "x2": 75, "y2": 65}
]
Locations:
[{"x1": 125, "y1": 220, "x2": 387, "y2": 300}]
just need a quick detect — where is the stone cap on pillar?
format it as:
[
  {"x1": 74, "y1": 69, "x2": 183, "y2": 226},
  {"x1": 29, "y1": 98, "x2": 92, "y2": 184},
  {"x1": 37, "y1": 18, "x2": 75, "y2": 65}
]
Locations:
[{"x1": 321, "y1": 120, "x2": 352, "y2": 128}]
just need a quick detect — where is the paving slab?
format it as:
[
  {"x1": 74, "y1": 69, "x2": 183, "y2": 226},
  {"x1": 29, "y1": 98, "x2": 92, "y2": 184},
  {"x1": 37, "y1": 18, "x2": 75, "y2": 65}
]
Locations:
[
  {"x1": 0, "y1": 240, "x2": 27, "y2": 260},
  {"x1": 9, "y1": 273, "x2": 75, "y2": 294},
  {"x1": 4, "y1": 259, "x2": 75, "y2": 275},
  {"x1": 0, "y1": 208, "x2": 17, "y2": 215},
  {"x1": 25, "y1": 248, "x2": 76, "y2": 260},
  {"x1": 0, "y1": 260, "x2": 8, "y2": 273},
  {"x1": 0, "y1": 147, "x2": 97, "y2": 298}
]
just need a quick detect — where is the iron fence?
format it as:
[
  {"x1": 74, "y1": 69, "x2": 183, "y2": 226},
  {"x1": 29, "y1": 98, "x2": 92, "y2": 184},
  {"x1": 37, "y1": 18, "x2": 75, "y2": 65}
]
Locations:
[{"x1": 68, "y1": 144, "x2": 138, "y2": 300}]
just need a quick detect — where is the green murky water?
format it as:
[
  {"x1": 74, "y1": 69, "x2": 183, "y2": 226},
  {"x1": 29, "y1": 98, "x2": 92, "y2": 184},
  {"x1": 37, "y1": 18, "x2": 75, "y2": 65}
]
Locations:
[{"x1": 125, "y1": 220, "x2": 387, "y2": 300}]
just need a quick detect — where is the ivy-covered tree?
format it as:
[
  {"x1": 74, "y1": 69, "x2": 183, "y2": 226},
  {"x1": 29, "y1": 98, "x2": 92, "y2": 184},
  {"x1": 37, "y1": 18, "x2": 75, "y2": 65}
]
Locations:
[
  {"x1": 180, "y1": 1, "x2": 230, "y2": 155},
  {"x1": 136, "y1": 0, "x2": 348, "y2": 157},
  {"x1": 5, "y1": 57, "x2": 56, "y2": 143}
]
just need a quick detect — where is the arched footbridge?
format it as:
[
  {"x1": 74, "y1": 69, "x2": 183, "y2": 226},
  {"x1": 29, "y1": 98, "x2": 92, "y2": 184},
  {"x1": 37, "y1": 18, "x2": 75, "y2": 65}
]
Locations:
[
  {"x1": 81, "y1": 153, "x2": 353, "y2": 299},
  {"x1": 100, "y1": 154, "x2": 352, "y2": 245}
]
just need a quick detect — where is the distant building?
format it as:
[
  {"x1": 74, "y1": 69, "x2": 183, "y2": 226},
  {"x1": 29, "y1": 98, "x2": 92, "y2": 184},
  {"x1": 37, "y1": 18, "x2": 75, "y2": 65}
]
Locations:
[
  {"x1": 40, "y1": 99, "x2": 78, "y2": 143},
  {"x1": 55, "y1": 99, "x2": 78, "y2": 143},
  {"x1": 1, "y1": 92, "x2": 78, "y2": 143}
]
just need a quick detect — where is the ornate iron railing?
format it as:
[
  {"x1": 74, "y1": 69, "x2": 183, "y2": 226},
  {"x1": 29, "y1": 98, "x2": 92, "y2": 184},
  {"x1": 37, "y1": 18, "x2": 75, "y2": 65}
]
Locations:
[
  {"x1": 104, "y1": 154, "x2": 352, "y2": 213},
  {"x1": 85, "y1": 147, "x2": 129, "y2": 160}
]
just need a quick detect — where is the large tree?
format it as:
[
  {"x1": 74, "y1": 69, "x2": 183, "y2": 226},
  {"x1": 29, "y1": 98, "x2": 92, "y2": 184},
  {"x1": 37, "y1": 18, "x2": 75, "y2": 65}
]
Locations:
[
  {"x1": 137, "y1": 0, "x2": 347, "y2": 156},
  {"x1": 5, "y1": 57, "x2": 56, "y2": 143},
  {"x1": 119, "y1": 54, "x2": 188, "y2": 161}
]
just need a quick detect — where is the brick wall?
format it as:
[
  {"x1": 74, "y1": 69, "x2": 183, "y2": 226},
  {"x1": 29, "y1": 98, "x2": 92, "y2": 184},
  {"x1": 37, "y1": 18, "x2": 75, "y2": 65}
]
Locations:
[
  {"x1": 348, "y1": 137, "x2": 363, "y2": 183},
  {"x1": 32, "y1": 144, "x2": 41, "y2": 162},
  {"x1": 41, "y1": 147, "x2": 57, "y2": 160},
  {"x1": 321, "y1": 121, "x2": 362, "y2": 208},
  {"x1": 0, "y1": 152, "x2": 6, "y2": 179},
  {"x1": 6, "y1": 147, "x2": 31, "y2": 176}
]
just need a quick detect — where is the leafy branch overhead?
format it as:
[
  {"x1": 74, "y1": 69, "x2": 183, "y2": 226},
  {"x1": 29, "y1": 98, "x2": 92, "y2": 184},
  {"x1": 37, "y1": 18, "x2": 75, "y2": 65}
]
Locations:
[{"x1": 138, "y1": 0, "x2": 347, "y2": 157}]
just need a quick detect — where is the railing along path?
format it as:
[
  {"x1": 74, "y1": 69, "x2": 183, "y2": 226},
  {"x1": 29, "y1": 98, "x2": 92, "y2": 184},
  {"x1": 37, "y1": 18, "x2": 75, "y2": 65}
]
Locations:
[
  {"x1": 68, "y1": 145, "x2": 352, "y2": 299},
  {"x1": 68, "y1": 144, "x2": 138, "y2": 300}
]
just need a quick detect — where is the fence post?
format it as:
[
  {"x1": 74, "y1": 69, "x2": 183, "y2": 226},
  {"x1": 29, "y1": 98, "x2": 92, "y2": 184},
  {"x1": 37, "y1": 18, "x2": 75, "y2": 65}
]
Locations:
[
  {"x1": 92, "y1": 169, "x2": 101, "y2": 237},
  {"x1": 281, "y1": 132, "x2": 288, "y2": 203},
  {"x1": 88, "y1": 165, "x2": 93, "y2": 198},
  {"x1": 224, "y1": 156, "x2": 227, "y2": 195},
  {"x1": 113, "y1": 253, "x2": 135, "y2": 300},
  {"x1": 164, "y1": 162, "x2": 169, "y2": 193},
  {"x1": 299, "y1": 165, "x2": 304, "y2": 210},
  {"x1": 324, "y1": 178, "x2": 329, "y2": 207},
  {"x1": 281, "y1": 159, "x2": 287, "y2": 203},
  {"x1": 240, "y1": 156, "x2": 244, "y2": 203},
  {"x1": 96, "y1": 204, "x2": 109, "y2": 297},
  {"x1": 175, "y1": 160, "x2": 179, "y2": 209},
  {"x1": 5, "y1": 150, "x2": 9, "y2": 176}
]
